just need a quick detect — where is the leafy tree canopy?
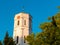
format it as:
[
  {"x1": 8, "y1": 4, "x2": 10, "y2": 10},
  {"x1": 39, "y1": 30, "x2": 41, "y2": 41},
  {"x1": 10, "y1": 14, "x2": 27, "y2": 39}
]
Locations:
[{"x1": 25, "y1": 7, "x2": 60, "y2": 45}]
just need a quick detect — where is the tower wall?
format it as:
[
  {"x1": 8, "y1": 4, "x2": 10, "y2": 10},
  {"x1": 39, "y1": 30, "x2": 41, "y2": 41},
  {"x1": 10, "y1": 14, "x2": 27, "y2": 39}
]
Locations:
[{"x1": 13, "y1": 13, "x2": 32, "y2": 45}]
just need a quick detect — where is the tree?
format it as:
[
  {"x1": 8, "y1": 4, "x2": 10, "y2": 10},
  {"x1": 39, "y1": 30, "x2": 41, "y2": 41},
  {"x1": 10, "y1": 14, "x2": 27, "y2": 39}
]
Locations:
[
  {"x1": 40, "y1": 12, "x2": 60, "y2": 45},
  {"x1": 3, "y1": 31, "x2": 15, "y2": 45},
  {"x1": 25, "y1": 7, "x2": 60, "y2": 45},
  {"x1": 7, "y1": 37, "x2": 15, "y2": 45},
  {"x1": 3, "y1": 31, "x2": 10, "y2": 45},
  {"x1": 0, "y1": 41, "x2": 2, "y2": 45},
  {"x1": 25, "y1": 33, "x2": 36, "y2": 45}
]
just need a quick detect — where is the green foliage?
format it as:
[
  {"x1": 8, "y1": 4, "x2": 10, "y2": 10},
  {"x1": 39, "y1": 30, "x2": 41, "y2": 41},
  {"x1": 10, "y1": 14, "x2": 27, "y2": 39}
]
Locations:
[
  {"x1": 57, "y1": 6, "x2": 60, "y2": 9},
  {"x1": 0, "y1": 31, "x2": 15, "y2": 45},
  {"x1": 0, "y1": 41, "x2": 2, "y2": 45},
  {"x1": 7, "y1": 37, "x2": 15, "y2": 45},
  {"x1": 25, "y1": 33, "x2": 35, "y2": 45},
  {"x1": 25, "y1": 8, "x2": 60, "y2": 45},
  {"x1": 48, "y1": 17, "x2": 51, "y2": 20},
  {"x1": 3, "y1": 31, "x2": 10, "y2": 45},
  {"x1": 39, "y1": 13, "x2": 60, "y2": 45}
]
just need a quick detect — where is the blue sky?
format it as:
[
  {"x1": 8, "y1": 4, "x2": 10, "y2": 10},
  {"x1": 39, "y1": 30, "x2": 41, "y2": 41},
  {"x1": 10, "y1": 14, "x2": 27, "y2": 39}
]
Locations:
[{"x1": 0, "y1": 0, "x2": 60, "y2": 40}]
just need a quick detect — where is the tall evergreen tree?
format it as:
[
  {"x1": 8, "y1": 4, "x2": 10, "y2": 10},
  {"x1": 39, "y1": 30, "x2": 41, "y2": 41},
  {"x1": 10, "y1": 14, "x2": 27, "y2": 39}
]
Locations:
[
  {"x1": 7, "y1": 37, "x2": 15, "y2": 45},
  {"x1": 0, "y1": 41, "x2": 2, "y2": 45},
  {"x1": 3, "y1": 31, "x2": 10, "y2": 45},
  {"x1": 3, "y1": 31, "x2": 15, "y2": 45}
]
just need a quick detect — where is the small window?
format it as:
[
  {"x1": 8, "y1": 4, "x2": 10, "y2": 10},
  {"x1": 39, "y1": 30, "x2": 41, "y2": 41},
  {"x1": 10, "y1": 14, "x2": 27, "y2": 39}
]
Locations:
[
  {"x1": 24, "y1": 20, "x2": 26, "y2": 25},
  {"x1": 24, "y1": 36, "x2": 26, "y2": 43},
  {"x1": 17, "y1": 20, "x2": 19, "y2": 25},
  {"x1": 17, "y1": 36, "x2": 19, "y2": 44}
]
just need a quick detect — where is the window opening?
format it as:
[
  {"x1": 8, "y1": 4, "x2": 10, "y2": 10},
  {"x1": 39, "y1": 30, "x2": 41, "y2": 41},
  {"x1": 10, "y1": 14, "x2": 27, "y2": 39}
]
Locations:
[
  {"x1": 17, "y1": 20, "x2": 19, "y2": 25},
  {"x1": 17, "y1": 36, "x2": 19, "y2": 44}
]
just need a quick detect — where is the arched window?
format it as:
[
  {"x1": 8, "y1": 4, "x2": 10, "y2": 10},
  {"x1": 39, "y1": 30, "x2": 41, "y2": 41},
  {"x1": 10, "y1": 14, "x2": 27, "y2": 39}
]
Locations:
[
  {"x1": 17, "y1": 36, "x2": 19, "y2": 44},
  {"x1": 17, "y1": 20, "x2": 19, "y2": 25},
  {"x1": 24, "y1": 36, "x2": 26, "y2": 43}
]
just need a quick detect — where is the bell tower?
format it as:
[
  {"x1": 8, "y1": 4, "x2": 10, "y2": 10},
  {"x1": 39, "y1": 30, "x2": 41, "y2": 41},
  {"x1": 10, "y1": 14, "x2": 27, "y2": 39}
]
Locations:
[{"x1": 13, "y1": 12, "x2": 32, "y2": 45}]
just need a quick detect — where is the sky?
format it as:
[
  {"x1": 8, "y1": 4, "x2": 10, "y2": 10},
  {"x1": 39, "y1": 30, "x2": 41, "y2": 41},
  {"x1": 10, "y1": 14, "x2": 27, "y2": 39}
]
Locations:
[{"x1": 0, "y1": 0, "x2": 60, "y2": 40}]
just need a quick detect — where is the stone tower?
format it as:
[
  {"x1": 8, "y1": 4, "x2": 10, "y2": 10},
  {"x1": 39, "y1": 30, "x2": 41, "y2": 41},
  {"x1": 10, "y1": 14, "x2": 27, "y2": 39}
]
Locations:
[{"x1": 13, "y1": 12, "x2": 32, "y2": 45}]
